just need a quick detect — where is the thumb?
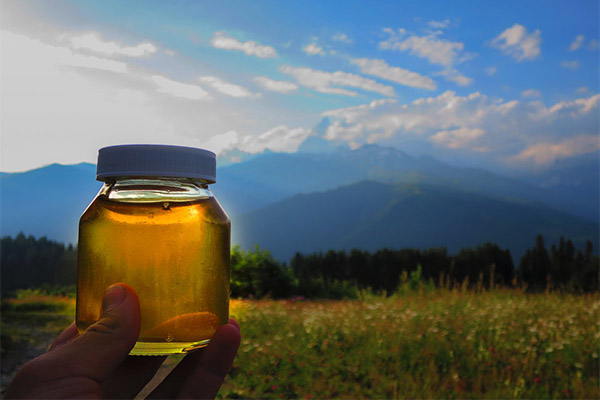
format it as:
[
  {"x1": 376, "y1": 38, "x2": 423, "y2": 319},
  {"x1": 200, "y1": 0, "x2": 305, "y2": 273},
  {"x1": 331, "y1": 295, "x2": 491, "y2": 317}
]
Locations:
[{"x1": 50, "y1": 284, "x2": 141, "y2": 381}]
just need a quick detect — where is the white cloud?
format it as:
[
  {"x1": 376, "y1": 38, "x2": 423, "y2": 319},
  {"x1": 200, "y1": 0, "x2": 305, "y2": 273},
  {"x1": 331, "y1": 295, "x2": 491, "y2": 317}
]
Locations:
[
  {"x1": 210, "y1": 31, "x2": 277, "y2": 58},
  {"x1": 201, "y1": 130, "x2": 239, "y2": 154},
  {"x1": 379, "y1": 29, "x2": 465, "y2": 67},
  {"x1": 152, "y1": 75, "x2": 210, "y2": 100},
  {"x1": 1, "y1": 28, "x2": 315, "y2": 173},
  {"x1": 2, "y1": 30, "x2": 127, "y2": 74},
  {"x1": 351, "y1": 58, "x2": 436, "y2": 90},
  {"x1": 485, "y1": 66, "x2": 497, "y2": 76},
  {"x1": 560, "y1": 60, "x2": 580, "y2": 70},
  {"x1": 319, "y1": 91, "x2": 600, "y2": 163},
  {"x1": 203, "y1": 126, "x2": 313, "y2": 155},
  {"x1": 71, "y1": 33, "x2": 157, "y2": 57},
  {"x1": 548, "y1": 93, "x2": 600, "y2": 116},
  {"x1": 249, "y1": 125, "x2": 313, "y2": 153},
  {"x1": 491, "y1": 24, "x2": 541, "y2": 61},
  {"x1": 165, "y1": 49, "x2": 175, "y2": 56},
  {"x1": 589, "y1": 39, "x2": 600, "y2": 50},
  {"x1": 254, "y1": 76, "x2": 298, "y2": 93},
  {"x1": 280, "y1": 65, "x2": 395, "y2": 97},
  {"x1": 427, "y1": 19, "x2": 451, "y2": 29},
  {"x1": 508, "y1": 135, "x2": 600, "y2": 166},
  {"x1": 430, "y1": 127, "x2": 485, "y2": 150},
  {"x1": 199, "y1": 76, "x2": 257, "y2": 98},
  {"x1": 577, "y1": 86, "x2": 588, "y2": 94},
  {"x1": 1, "y1": 30, "x2": 209, "y2": 171},
  {"x1": 302, "y1": 42, "x2": 325, "y2": 56},
  {"x1": 436, "y1": 68, "x2": 472, "y2": 86},
  {"x1": 322, "y1": 91, "x2": 509, "y2": 144},
  {"x1": 331, "y1": 32, "x2": 353, "y2": 44},
  {"x1": 569, "y1": 35, "x2": 585, "y2": 51},
  {"x1": 522, "y1": 89, "x2": 541, "y2": 98}
]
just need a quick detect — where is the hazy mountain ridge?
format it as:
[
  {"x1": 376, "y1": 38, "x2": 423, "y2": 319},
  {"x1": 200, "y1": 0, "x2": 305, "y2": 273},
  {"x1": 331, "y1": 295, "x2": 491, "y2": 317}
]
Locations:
[
  {"x1": 1, "y1": 147, "x2": 598, "y2": 255},
  {"x1": 218, "y1": 144, "x2": 598, "y2": 221},
  {"x1": 235, "y1": 180, "x2": 599, "y2": 261}
]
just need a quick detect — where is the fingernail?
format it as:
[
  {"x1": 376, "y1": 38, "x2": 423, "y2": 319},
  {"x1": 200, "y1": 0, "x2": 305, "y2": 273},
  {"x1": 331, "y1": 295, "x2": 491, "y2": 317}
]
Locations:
[{"x1": 102, "y1": 284, "x2": 127, "y2": 310}]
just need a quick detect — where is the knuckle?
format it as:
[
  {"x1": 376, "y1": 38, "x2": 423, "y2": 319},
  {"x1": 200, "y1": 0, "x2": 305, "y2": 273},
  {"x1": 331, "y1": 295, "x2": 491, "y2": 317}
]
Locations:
[{"x1": 86, "y1": 317, "x2": 121, "y2": 335}]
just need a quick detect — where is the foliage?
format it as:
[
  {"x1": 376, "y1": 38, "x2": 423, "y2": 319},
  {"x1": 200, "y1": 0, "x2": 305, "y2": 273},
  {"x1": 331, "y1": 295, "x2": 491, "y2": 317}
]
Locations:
[
  {"x1": 519, "y1": 235, "x2": 599, "y2": 292},
  {"x1": 2, "y1": 234, "x2": 598, "y2": 299},
  {"x1": 230, "y1": 245, "x2": 296, "y2": 299},
  {"x1": 1, "y1": 233, "x2": 77, "y2": 296}
]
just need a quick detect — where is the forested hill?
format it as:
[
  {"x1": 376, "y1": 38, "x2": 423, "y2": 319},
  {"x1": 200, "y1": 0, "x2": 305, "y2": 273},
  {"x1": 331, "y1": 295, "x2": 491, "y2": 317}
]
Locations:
[{"x1": 236, "y1": 181, "x2": 599, "y2": 261}]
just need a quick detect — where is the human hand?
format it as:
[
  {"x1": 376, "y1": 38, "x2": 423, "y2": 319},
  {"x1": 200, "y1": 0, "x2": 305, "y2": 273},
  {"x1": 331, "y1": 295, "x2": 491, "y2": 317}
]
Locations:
[{"x1": 5, "y1": 284, "x2": 241, "y2": 399}]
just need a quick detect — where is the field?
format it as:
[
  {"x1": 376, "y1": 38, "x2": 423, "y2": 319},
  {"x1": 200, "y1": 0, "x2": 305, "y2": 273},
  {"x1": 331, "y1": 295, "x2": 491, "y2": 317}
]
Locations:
[{"x1": 2, "y1": 289, "x2": 599, "y2": 399}]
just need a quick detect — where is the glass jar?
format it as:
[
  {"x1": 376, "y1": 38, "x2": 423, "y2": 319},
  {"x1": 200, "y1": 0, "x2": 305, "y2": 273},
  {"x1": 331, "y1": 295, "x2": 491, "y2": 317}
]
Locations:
[{"x1": 76, "y1": 145, "x2": 230, "y2": 355}]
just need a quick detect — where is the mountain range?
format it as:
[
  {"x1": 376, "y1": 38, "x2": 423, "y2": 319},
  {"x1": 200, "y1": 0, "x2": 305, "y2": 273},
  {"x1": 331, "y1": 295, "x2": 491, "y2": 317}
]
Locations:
[
  {"x1": 235, "y1": 180, "x2": 598, "y2": 261},
  {"x1": 1, "y1": 145, "x2": 598, "y2": 262}
]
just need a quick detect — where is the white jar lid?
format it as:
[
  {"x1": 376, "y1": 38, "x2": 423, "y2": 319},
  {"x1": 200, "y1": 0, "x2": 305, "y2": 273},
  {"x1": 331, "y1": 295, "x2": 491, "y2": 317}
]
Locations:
[{"x1": 96, "y1": 144, "x2": 216, "y2": 183}]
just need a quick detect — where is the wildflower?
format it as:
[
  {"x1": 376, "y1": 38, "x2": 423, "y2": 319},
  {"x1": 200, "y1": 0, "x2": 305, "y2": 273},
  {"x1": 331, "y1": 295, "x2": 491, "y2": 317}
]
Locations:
[
  {"x1": 534, "y1": 377, "x2": 540, "y2": 383},
  {"x1": 305, "y1": 395, "x2": 311, "y2": 399},
  {"x1": 272, "y1": 385, "x2": 279, "y2": 391}
]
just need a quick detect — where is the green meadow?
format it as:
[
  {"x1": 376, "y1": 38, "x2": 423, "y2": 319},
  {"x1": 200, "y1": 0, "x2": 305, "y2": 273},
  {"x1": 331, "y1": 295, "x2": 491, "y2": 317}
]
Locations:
[{"x1": 2, "y1": 288, "x2": 598, "y2": 399}]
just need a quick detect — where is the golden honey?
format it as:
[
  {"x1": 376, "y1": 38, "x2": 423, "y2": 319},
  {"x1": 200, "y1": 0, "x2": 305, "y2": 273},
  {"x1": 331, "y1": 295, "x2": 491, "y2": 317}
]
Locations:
[{"x1": 76, "y1": 175, "x2": 230, "y2": 355}]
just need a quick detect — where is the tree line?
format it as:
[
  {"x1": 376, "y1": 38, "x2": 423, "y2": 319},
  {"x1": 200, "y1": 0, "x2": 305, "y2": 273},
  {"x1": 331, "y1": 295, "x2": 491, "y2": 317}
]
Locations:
[{"x1": 1, "y1": 233, "x2": 598, "y2": 298}]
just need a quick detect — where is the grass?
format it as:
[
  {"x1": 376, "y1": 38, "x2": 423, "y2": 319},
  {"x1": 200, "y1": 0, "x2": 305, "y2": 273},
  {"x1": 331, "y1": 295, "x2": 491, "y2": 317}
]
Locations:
[
  {"x1": 226, "y1": 290, "x2": 599, "y2": 399},
  {"x1": 2, "y1": 290, "x2": 598, "y2": 399}
]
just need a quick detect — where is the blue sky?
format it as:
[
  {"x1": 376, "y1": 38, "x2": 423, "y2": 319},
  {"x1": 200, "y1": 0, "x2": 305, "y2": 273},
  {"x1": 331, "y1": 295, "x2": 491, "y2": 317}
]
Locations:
[{"x1": 1, "y1": 0, "x2": 598, "y2": 173}]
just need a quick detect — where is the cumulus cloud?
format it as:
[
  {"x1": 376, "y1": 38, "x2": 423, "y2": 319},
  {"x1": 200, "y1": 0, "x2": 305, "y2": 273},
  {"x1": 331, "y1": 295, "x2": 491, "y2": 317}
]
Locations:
[
  {"x1": 485, "y1": 66, "x2": 497, "y2": 76},
  {"x1": 491, "y1": 24, "x2": 541, "y2": 61},
  {"x1": 508, "y1": 135, "x2": 600, "y2": 166},
  {"x1": 254, "y1": 76, "x2": 298, "y2": 93},
  {"x1": 199, "y1": 76, "x2": 257, "y2": 98},
  {"x1": 331, "y1": 32, "x2": 353, "y2": 44},
  {"x1": 203, "y1": 126, "x2": 313, "y2": 154},
  {"x1": 569, "y1": 35, "x2": 585, "y2": 51},
  {"x1": 351, "y1": 58, "x2": 436, "y2": 90},
  {"x1": 430, "y1": 127, "x2": 486, "y2": 150},
  {"x1": 2, "y1": 30, "x2": 127, "y2": 74},
  {"x1": 427, "y1": 19, "x2": 451, "y2": 29},
  {"x1": 560, "y1": 60, "x2": 580, "y2": 70},
  {"x1": 379, "y1": 28, "x2": 473, "y2": 86},
  {"x1": 211, "y1": 31, "x2": 277, "y2": 58},
  {"x1": 280, "y1": 65, "x2": 395, "y2": 97},
  {"x1": 302, "y1": 42, "x2": 325, "y2": 56},
  {"x1": 548, "y1": 93, "x2": 600, "y2": 116},
  {"x1": 322, "y1": 91, "x2": 509, "y2": 144},
  {"x1": 201, "y1": 130, "x2": 240, "y2": 154},
  {"x1": 379, "y1": 28, "x2": 465, "y2": 67},
  {"x1": 152, "y1": 75, "x2": 210, "y2": 100},
  {"x1": 436, "y1": 68, "x2": 472, "y2": 86},
  {"x1": 319, "y1": 90, "x2": 600, "y2": 166},
  {"x1": 522, "y1": 89, "x2": 541, "y2": 98},
  {"x1": 70, "y1": 33, "x2": 157, "y2": 57}
]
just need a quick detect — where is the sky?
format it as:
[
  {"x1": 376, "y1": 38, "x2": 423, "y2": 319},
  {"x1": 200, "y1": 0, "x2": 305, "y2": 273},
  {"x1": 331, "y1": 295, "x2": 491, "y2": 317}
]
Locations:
[{"x1": 1, "y1": 0, "x2": 599, "y2": 173}]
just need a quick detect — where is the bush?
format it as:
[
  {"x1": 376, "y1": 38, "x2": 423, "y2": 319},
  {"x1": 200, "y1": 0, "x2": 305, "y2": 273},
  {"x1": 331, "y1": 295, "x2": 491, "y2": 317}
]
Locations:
[{"x1": 230, "y1": 245, "x2": 296, "y2": 299}]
